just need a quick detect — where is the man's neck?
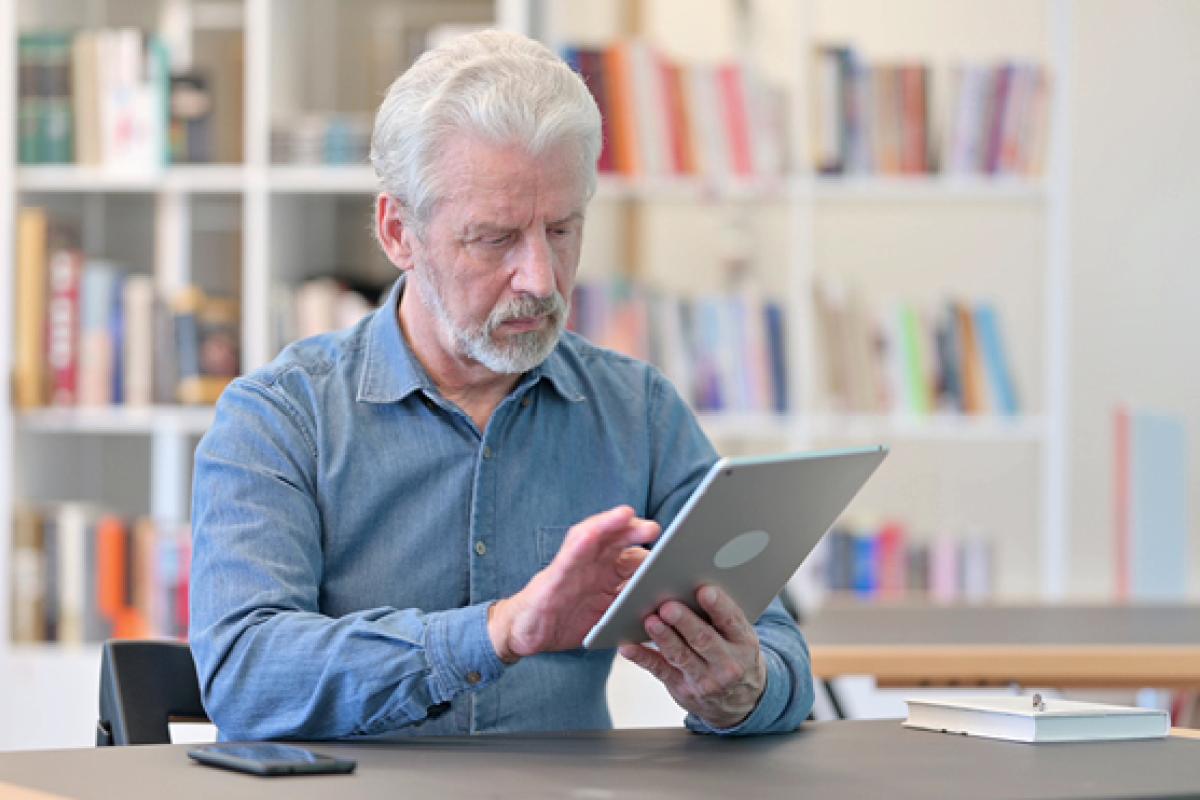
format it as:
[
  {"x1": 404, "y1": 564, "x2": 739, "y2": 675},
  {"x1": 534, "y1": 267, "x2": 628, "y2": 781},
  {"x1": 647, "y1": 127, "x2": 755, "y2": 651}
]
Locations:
[{"x1": 397, "y1": 281, "x2": 520, "y2": 432}]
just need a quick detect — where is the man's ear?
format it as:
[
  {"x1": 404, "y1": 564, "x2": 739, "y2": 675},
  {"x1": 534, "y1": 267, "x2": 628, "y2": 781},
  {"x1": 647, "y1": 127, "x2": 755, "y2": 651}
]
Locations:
[{"x1": 375, "y1": 194, "x2": 416, "y2": 272}]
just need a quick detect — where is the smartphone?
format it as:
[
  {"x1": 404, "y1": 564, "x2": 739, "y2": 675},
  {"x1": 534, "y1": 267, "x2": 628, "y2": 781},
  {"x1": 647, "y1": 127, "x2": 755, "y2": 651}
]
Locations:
[{"x1": 187, "y1": 743, "x2": 357, "y2": 776}]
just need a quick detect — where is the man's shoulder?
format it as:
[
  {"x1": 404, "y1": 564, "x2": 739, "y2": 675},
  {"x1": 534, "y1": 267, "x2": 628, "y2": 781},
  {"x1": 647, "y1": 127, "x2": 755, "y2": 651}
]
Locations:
[{"x1": 239, "y1": 314, "x2": 372, "y2": 396}]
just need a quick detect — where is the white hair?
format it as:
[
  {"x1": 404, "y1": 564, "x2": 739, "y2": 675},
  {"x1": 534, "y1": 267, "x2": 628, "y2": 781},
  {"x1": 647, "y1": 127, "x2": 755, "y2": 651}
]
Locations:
[{"x1": 370, "y1": 29, "x2": 602, "y2": 232}]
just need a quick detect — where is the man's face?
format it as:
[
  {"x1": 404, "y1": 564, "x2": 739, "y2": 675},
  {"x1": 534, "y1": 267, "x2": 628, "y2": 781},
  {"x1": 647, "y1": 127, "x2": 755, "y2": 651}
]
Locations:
[{"x1": 405, "y1": 134, "x2": 587, "y2": 374}]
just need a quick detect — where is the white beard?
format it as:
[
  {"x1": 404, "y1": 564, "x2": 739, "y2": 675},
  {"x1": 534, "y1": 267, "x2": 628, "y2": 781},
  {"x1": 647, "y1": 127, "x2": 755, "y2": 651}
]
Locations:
[{"x1": 412, "y1": 264, "x2": 569, "y2": 375}]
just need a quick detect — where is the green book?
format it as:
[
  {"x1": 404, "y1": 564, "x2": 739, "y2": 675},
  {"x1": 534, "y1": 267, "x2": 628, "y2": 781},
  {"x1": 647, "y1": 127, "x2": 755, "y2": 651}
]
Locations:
[{"x1": 17, "y1": 33, "x2": 42, "y2": 164}]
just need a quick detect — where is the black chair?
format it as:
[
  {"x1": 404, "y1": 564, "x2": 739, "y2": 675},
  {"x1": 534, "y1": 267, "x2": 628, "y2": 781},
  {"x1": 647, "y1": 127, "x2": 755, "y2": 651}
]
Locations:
[{"x1": 96, "y1": 639, "x2": 210, "y2": 746}]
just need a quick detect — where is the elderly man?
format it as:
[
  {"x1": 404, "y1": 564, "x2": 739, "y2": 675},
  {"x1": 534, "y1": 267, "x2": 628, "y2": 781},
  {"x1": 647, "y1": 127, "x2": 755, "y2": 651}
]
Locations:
[{"x1": 190, "y1": 30, "x2": 813, "y2": 740}]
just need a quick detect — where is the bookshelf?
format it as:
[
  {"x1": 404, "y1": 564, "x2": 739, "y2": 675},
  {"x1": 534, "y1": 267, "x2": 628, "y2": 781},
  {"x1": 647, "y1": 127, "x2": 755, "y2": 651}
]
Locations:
[{"x1": 0, "y1": 0, "x2": 1072, "y2": 747}]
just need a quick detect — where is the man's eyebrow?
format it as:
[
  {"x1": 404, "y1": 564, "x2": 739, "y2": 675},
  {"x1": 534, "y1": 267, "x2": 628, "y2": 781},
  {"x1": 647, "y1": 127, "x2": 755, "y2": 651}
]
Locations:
[{"x1": 549, "y1": 211, "x2": 585, "y2": 226}]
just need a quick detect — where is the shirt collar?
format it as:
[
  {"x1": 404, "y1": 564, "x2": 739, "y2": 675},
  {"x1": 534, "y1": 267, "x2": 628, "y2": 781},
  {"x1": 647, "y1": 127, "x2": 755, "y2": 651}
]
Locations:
[{"x1": 357, "y1": 275, "x2": 586, "y2": 405}]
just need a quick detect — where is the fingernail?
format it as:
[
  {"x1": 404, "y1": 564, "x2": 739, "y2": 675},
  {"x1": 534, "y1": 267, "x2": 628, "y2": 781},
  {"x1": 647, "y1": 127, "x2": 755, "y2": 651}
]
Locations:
[
  {"x1": 702, "y1": 587, "x2": 718, "y2": 604},
  {"x1": 660, "y1": 604, "x2": 681, "y2": 624},
  {"x1": 647, "y1": 618, "x2": 665, "y2": 635}
]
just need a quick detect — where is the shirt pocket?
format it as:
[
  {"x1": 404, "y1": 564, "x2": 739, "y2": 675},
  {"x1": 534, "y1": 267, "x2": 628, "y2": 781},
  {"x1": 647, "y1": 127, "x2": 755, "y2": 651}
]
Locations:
[{"x1": 536, "y1": 525, "x2": 573, "y2": 567}]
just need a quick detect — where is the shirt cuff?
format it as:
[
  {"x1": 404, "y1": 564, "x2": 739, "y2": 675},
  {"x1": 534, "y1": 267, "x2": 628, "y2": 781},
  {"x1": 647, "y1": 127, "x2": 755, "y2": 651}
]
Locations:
[
  {"x1": 423, "y1": 602, "x2": 507, "y2": 703},
  {"x1": 685, "y1": 647, "x2": 789, "y2": 736}
]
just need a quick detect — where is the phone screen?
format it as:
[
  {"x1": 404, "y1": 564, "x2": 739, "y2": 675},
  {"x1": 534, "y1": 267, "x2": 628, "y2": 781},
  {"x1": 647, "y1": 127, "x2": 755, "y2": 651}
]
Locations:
[{"x1": 188, "y1": 743, "x2": 357, "y2": 775}]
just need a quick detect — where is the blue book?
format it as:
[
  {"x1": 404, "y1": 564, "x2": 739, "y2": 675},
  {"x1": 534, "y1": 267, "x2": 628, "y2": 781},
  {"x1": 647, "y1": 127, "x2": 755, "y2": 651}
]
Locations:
[
  {"x1": 973, "y1": 303, "x2": 1019, "y2": 415},
  {"x1": 1131, "y1": 411, "x2": 1188, "y2": 599},
  {"x1": 852, "y1": 531, "x2": 879, "y2": 596},
  {"x1": 764, "y1": 302, "x2": 789, "y2": 412}
]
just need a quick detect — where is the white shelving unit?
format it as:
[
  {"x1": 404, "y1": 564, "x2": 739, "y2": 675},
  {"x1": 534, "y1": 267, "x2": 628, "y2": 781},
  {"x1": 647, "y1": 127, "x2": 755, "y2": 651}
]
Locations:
[{"x1": 0, "y1": 0, "x2": 1071, "y2": 748}]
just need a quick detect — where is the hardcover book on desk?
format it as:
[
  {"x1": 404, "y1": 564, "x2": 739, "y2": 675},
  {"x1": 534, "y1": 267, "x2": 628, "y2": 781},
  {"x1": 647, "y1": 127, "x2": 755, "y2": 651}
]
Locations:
[{"x1": 904, "y1": 696, "x2": 1169, "y2": 743}]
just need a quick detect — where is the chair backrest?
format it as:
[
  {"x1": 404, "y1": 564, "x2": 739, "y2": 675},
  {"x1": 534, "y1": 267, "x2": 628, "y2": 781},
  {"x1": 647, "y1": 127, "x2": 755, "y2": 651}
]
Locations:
[{"x1": 96, "y1": 639, "x2": 209, "y2": 746}]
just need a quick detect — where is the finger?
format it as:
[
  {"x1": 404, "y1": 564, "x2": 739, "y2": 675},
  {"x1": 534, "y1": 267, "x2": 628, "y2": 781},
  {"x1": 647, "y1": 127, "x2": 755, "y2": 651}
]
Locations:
[
  {"x1": 568, "y1": 508, "x2": 658, "y2": 559},
  {"x1": 658, "y1": 600, "x2": 727, "y2": 665},
  {"x1": 645, "y1": 613, "x2": 706, "y2": 679},
  {"x1": 697, "y1": 585, "x2": 757, "y2": 646},
  {"x1": 558, "y1": 506, "x2": 634, "y2": 560},
  {"x1": 619, "y1": 643, "x2": 682, "y2": 687},
  {"x1": 614, "y1": 546, "x2": 650, "y2": 579}
]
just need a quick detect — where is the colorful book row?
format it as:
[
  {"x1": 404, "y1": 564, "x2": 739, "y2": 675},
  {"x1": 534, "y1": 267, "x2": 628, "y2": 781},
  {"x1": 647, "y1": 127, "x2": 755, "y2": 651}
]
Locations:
[
  {"x1": 10, "y1": 505, "x2": 191, "y2": 644},
  {"x1": 811, "y1": 279, "x2": 1020, "y2": 416},
  {"x1": 808, "y1": 520, "x2": 994, "y2": 602},
  {"x1": 563, "y1": 42, "x2": 790, "y2": 180},
  {"x1": 13, "y1": 207, "x2": 240, "y2": 409},
  {"x1": 18, "y1": 27, "x2": 241, "y2": 166},
  {"x1": 569, "y1": 280, "x2": 788, "y2": 415},
  {"x1": 812, "y1": 46, "x2": 1049, "y2": 177}
]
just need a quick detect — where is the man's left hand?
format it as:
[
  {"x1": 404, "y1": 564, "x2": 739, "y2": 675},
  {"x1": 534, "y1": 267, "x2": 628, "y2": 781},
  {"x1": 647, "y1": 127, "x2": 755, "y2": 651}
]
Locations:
[{"x1": 618, "y1": 585, "x2": 766, "y2": 730}]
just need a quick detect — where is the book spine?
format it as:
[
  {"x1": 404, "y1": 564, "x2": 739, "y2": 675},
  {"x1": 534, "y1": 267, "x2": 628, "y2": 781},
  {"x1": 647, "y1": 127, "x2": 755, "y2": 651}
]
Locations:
[
  {"x1": 46, "y1": 246, "x2": 82, "y2": 406},
  {"x1": 15, "y1": 208, "x2": 50, "y2": 409}
]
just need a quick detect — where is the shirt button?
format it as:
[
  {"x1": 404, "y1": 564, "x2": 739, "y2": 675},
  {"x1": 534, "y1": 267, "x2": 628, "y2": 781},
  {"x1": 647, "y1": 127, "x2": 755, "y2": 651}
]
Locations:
[
  {"x1": 482, "y1": 446, "x2": 493, "y2": 459},
  {"x1": 466, "y1": 671, "x2": 482, "y2": 685},
  {"x1": 474, "y1": 540, "x2": 487, "y2": 556}
]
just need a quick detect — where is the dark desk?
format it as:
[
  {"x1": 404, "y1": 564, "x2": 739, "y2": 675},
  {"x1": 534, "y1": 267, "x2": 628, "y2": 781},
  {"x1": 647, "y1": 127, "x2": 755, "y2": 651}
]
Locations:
[
  {"x1": 803, "y1": 603, "x2": 1200, "y2": 688},
  {"x1": 2, "y1": 723, "x2": 1199, "y2": 800}
]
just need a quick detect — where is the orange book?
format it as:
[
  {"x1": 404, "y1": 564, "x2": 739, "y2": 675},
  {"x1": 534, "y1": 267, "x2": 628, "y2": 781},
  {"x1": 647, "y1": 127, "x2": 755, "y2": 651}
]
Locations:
[
  {"x1": 96, "y1": 515, "x2": 127, "y2": 624},
  {"x1": 955, "y1": 302, "x2": 987, "y2": 414},
  {"x1": 660, "y1": 61, "x2": 696, "y2": 175},
  {"x1": 603, "y1": 42, "x2": 640, "y2": 176},
  {"x1": 124, "y1": 517, "x2": 156, "y2": 638}
]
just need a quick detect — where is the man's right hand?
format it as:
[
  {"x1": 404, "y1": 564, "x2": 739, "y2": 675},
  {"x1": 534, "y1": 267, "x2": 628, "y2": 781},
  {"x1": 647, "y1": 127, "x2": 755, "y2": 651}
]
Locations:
[{"x1": 487, "y1": 505, "x2": 660, "y2": 663}]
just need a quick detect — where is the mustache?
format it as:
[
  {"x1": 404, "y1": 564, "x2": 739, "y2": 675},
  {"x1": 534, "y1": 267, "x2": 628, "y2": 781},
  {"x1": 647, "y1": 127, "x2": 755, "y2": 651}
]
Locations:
[{"x1": 487, "y1": 292, "x2": 568, "y2": 329}]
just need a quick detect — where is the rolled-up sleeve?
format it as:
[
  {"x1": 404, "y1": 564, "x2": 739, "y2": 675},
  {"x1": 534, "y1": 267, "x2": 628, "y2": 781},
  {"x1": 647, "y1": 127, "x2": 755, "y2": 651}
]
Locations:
[{"x1": 190, "y1": 375, "x2": 504, "y2": 741}]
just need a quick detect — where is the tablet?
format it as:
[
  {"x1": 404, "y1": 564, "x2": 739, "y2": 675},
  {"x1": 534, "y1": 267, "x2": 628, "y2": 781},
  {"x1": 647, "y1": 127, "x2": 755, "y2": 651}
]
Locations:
[{"x1": 582, "y1": 445, "x2": 888, "y2": 650}]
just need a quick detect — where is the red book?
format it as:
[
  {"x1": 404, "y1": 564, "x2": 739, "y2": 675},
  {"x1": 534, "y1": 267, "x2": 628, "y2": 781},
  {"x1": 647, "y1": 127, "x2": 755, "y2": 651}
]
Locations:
[
  {"x1": 716, "y1": 64, "x2": 753, "y2": 177},
  {"x1": 577, "y1": 49, "x2": 615, "y2": 174},
  {"x1": 1114, "y1": 407, "x2": 1131, "y2": 600},
  {"x1": 900, "y1": 65, "x2": 929, "y2": 174},
  {"x1": 876, "y1": 521, "x2": 908, "y2": 597},
  {"x1": 984, "y1": 64, "x2": 1014, "y2": 174},
  {"x1": 46, "y1": 246, "x2": 83, "y2": 406}
]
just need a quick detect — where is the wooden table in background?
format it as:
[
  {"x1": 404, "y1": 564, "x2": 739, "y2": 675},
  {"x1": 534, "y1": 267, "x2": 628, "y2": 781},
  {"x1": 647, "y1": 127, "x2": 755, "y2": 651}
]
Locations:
[{"x1": 802, "y1": 602, "x2": 1200, "y2": 689}]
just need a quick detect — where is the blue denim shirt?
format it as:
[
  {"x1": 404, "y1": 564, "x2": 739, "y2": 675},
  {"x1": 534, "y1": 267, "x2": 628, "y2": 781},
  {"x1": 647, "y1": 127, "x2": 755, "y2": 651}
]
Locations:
[{"x1": 190, "y1": 276, "x2": 813, "y2": 740}]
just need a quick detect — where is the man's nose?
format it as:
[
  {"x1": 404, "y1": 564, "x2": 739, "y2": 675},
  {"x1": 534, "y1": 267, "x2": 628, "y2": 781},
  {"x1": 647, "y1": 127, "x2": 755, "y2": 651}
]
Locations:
[{"x1": 511, "y1": 231, "x2": 555, "y2": 298}]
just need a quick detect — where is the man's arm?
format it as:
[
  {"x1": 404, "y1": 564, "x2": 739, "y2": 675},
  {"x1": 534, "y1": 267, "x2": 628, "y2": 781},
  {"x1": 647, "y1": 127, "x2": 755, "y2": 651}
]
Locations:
[{"x1": 190, "y1": 376, "x2": 506, "y2": 740}]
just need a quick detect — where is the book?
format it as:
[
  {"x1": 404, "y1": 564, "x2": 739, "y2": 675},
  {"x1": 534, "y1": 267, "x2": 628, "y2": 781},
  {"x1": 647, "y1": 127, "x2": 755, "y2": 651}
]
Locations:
[
  {"x1": 1114, "y1": 408, "x2": 1189, "y2": 600},
  {"x1": 904, "y1": 695, "x2": 1169, "y2": 743},
  {"x1": 14, "y1": 207, "x2": 50, "y2": 408},
  {"x1": 172, "y1": 286, "x2": 240, "y2": 405}
]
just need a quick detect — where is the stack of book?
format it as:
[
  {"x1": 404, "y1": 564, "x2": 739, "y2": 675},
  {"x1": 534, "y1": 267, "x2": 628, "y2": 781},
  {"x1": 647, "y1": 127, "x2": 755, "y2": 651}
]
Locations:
[
  {"x1": 569, "y1": 280, "x2": 788, "y2": 415},
  {"x1": 10, "y1": 505, "x2": 191, "y2": 644},
  {"x1": 811, "y1": 45, "x2": 1049, "y2": 177},
  {"x1": 563, "y1": 41, "x2": 790, "y2": 181},
  {"x1": 810, "y1": 279, "x2": 1020, "y2": 417},
  {"x1": 13, "y1": 207, "x2": 240, "y2": 409}
]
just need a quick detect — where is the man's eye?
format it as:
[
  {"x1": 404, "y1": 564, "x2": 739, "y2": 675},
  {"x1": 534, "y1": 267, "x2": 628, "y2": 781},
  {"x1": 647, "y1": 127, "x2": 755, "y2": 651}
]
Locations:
[
  {"x1": 484, "y1": 233, "x2": 513, "y2": 246},
  {"x1": 549, "y1": 227, "x2": 573, "y2": 239}
]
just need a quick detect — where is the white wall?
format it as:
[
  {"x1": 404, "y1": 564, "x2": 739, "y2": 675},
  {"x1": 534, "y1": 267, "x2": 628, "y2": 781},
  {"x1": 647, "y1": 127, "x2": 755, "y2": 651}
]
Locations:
[{"x1": 1067, "y1": 0, "x2": 1200, "y2": 598}]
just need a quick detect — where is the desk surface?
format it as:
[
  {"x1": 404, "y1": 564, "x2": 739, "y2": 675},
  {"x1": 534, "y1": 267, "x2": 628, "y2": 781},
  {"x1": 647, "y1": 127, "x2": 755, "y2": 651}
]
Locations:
[
  {"x1": 803, "y1": 603, "x2": 1200, "y2": 687},
  {"x1": 2, "y1": 722, "x2": 1200, "y2": 800}
]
